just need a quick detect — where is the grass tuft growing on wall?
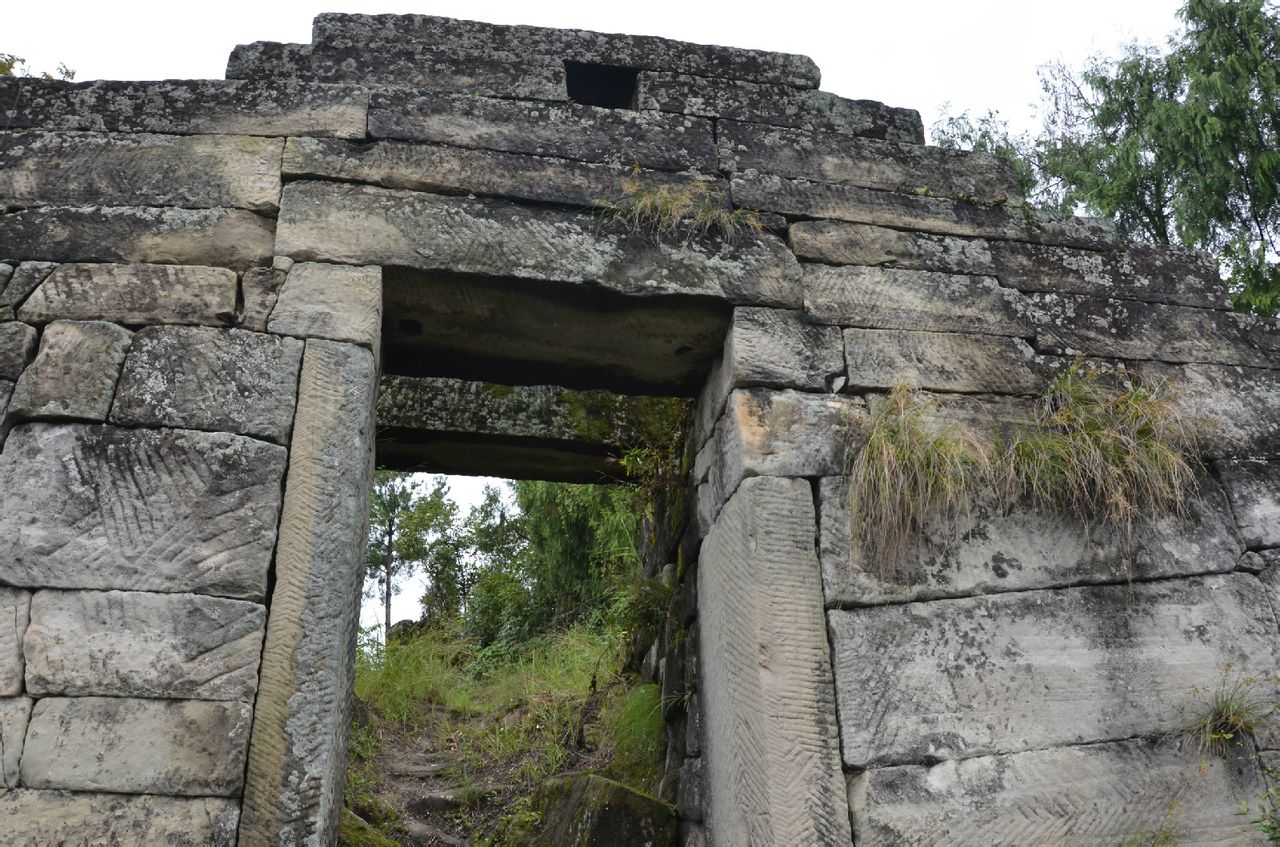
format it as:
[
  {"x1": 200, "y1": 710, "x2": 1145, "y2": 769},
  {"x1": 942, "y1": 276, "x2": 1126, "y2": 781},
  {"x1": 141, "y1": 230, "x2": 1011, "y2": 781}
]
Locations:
[
  {"x1": 1171, "y1": 668, "x2": 1275, "y2": 759},
  {"x1": 606, "y1": 177, "x2": 764, "y2": 245}
]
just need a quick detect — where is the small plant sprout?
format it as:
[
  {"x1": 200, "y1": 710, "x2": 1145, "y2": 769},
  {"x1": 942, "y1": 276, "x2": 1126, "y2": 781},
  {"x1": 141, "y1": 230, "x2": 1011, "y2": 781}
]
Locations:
[
  {"x1": 1171, "y1": 666, "x2": 1276, "y2": 759},
  {"x1": 845, "y1": 385, "x2": 993, "y2": 572},
  {"x1": 606, "y1": 175, "x2": 765, "y2": 245}
]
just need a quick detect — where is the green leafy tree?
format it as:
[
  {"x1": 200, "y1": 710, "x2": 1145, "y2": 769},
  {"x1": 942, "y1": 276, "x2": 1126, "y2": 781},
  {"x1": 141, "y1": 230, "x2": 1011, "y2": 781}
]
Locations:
[
  {"x1": 0, "y1": 53, "x2": 75, "y2": 80},
  {"x1": 365, "y1": 472, "x2": 456, "y2": 637}
]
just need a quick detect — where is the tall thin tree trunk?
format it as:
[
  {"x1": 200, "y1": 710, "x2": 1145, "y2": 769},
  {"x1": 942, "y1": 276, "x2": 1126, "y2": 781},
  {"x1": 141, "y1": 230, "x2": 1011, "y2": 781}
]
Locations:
[{"x1": 383, "y1": 531, "x2": 394, "y2": 639}]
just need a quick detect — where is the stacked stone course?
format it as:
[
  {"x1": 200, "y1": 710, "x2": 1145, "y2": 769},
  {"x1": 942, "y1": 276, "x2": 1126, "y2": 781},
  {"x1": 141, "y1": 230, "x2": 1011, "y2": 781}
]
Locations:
[{"x1": 1, "y1": 11, "x2": 1279, "y2": 845}]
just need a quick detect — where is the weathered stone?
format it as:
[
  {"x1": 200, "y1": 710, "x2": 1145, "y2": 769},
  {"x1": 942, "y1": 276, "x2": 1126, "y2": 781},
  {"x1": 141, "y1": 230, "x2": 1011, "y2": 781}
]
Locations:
[
  {"x1": 803, "y1": 265, "x2": 1033, "y2": 336},
  {"x1": 0, "y1": 131, "x2": 284, "y2": 212},
  {"x1": 111, "y1": 325, "x2": 303, "y2": 443},
  {"x1": 707, "y1": 389, "x2": 866, "y2": 521},
  {"x1": 311, "y1": 12, "x2": 821, "y2": 88},
  {"x1": 0, "y1": 590, "x2": 29, "y2": 697},
  {"x1": 230, "y1": 41, "x2": 567, "y2": 99},
  {"x1": 239, "y1": 266, "x2": 287, "y2": 332},
  {"x1": 1215, "y1": 458, "x2": 1280, "y2": 549},
  {"x1": 0, "y1": 321, "x2": 37, "y2": 379},
  {"x1": 721, "y1": 121, "x2": 1018, "y2": 201},
  {"x1": 0, "y1": 697, "x2": 32, "y2": 788},
  {"x1": 844, "y1": 327, "x2": 1048, "y2": 394},
  {"x1": 0, "y1": 78, "x2": 367, "y2": 139},
  {"x1": 0, "y1": 423, "x2": 286, "y2": 600},
  {"x1": 241, "y1": 340, "x2": 377, "y2": 845},
  {"x1": 734, "y1": 173, "x2": 1118, "y2": 250},
  {"x1": 267, "y1": 262, "x2": 382, "y2": 348},
  {"x1": 1138, "y1": 362, "x2": 1280, "y2": 459},
  {"x1": 18, "y1": 263, "x2": 237, "y2": 326},
  {"x1": 678, "y1": 756, "x2": 706, "y2": 822},
  {"x1": 282, "y1": 136, "x2": 720, "y2": 210},
  {"x1": 276, "y1": 181, "x2": 801, "y2": 308},
  {"x1": 723, "y1": 307, "x2": 845, "y2": 391},
  {"x1": 0, "y1": 790, "x2": 239, "y2": 846},
  {"x1": 21, "y1": 696, "x2": 252, "y2": 795},
  {"x1": 1031, "y1": 293, "x2": 1270, "y2": 367},
  {"x1": 0, "y1": 264, "x2": 10, "y2": 289},
  {"x1": 819, "y1": 474, "x2": 1243, "y2": 606},
  {"x1": 698, "y1": 477, "x2": 851, "y2": 845},
  {"x1": 791, "y1": 220, "x2": 995, "y2": 272},
  {"x1": 828, "y1": 573, "x2": 1278, "y2": 768},
  {"x1": 0, "y1": 262, "x2": 56, "y2": 318},
  {"x1": 849, "y1": 739, "x2": 1265, "y2": 845},
  {"x1": 368, "y1": 90, "x2": 717, "y2": 172},
  {"x1": 0, "y1": 381, "x2": 11, "y2": 443},
  {"x1": 0, "y1": 206, "x2": 274, "y2": 271},
  {"x1": 8, "y1": 320, "x2": 132, "y2": 422},
  {"x1": 514, "y1": 774, "x2": 677, "y2": 846},
  {"x1": 23, "y1": 590, "x2": 265, "y2": 700},
  {"x1": 638, "y1": 75, "x2": 922, "y2": 143}
]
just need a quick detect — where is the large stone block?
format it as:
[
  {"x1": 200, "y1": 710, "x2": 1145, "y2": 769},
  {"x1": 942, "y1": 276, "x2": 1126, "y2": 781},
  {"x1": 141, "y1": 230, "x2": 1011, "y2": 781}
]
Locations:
[
  {"x1": 24, "y1": 590, "x2": 266, "y2": 701},
  {"x1": 240, "y1": 339, "x2": 377, "y2": 845},
  {"x1": 734, "y1": 173, "x2": 1118, "y2": 250},
  {"x1": 276, "y1": 180, "x2": 802, "y2": 308},
  {"x1": 844, "y1": 327, "x2": 1047, "y2": 394},
  {"x1": 828, "y1": 573, "x2": 1278, "y2": 768},
  {"x1": 803, "y1": 265, "x2": 1033, "y2": 336},
  {"x1": 282, "y1": 136, "x2": 718, "y2": 211},
  {"x1": 790, "y1": 220, "x2": 995, "y2": 272},
  {"x1": 0, "y1": 790, "x2": 239, "y2": 846},
  {"x1": 0, "y1": 206, "x2": 274, "y2": 271},
  {"x1": 1031, "y1": 293, "x2": 1270, "y2": 368},
  {"x1": 111, "y1": 325, "x2": 303, "y2": 443},
  {"x1": 0, "y1": 697, "x2": 32, "y2": 789},
  {"x1": 17, "y1": 263, "x2": 237, "y2": 326},
  {"x1": 0, "y1": 590, "x2": 30, "y2": 697},
  {"x1": 720, "y1": 121, "x2": 1019, "y2": 201},
  {"x1": 0, "y1": 78, "x2": 367, "y2": 138},
  {"x1": 0, "y1": 423, "x2": 286, "y2": 600},
  {"x1": 368, "y1": 90, "x2": 717, "y2": 172},
  {"x1": 239, "y1": 266, "x2": 287, "y2": 332},
  {"x1": 698, "y1": 477, "x2": 851, "y2": 845},
  {"x1": 819, "y1": 474, "x2": 1243, "y2": 606},
  {"x1": 0, "y1": 262, "x2": 56, "y2": 319},
  {"x1": 0, "y1": 131, "x2": 284, "y2": 212},
  {"x1": 1215, "y1": 458, "x2": 1280, "y2": 549},
  {"x1": 21, "y1": 696, "x2": 252, "y2": 795},
  {"x1": 310, "y1": 12, "x2": 821, "y2": 88},
  {"x1": 849, "y1": 739, "x2": 1265, "y2": 846},
  {"x1": 8, "y1": 320, "x2": 132, "y2": 422},
  {"x1": 637, "y1": 74, "x2": 923, "y2": 143},
  {"x1": 0, "y1": 321, "x2": 37, "y2": 380},
  {"x1": 723, "y1": 307, "x2": 845, "y2": 392},
  {"x1": 1139, "y1": 362, "x2": 1280, "y2": 459},
  {"x1": 267, "y1": 262, "x2": 382, "y2": 348}
]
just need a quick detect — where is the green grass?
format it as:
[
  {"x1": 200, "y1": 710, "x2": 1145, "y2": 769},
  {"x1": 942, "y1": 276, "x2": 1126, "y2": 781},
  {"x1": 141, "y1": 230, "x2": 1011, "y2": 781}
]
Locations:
[
  {"x1": 1171, "y1": 668, "x2": 1274, "y2": 759},
  {"x1": 606, "y1": 177, "x2": 764, "y2": 245},
  {"x1": 592, "y1": 683, "x2": 666, "y2": 795}
]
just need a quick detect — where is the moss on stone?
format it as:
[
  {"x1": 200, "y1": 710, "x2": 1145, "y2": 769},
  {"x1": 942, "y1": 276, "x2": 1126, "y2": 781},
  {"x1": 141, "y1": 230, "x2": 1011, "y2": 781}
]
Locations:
[{"x1": 337, "y1": 808, "x2": 398, "y2": 847}]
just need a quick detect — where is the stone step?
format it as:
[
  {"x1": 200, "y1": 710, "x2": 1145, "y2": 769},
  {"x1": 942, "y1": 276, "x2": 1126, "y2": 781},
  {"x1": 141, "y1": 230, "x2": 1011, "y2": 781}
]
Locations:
[{"x1": 406, "y1": 785, "x2": 497, "y2": 816}]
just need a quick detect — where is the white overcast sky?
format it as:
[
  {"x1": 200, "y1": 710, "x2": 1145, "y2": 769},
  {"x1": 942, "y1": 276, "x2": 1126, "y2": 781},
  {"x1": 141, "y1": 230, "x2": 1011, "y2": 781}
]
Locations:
[{"x1": 5, "y1": 0, "x2": 1184, "y2": 628}]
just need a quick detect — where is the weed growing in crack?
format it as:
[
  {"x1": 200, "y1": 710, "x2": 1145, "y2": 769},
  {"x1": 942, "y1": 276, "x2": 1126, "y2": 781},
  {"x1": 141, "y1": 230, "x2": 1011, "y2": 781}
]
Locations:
[
  {"x1": 605, "y1": 176, "x2": 764, "y2": 246},
  {"x1": 1170, "y1": 667, "x2": 1275, "y2": 759}
]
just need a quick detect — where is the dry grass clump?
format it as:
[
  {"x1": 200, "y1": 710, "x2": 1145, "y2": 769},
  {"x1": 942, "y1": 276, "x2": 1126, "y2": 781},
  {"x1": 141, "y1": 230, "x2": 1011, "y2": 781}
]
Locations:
[
  {"x1": 846, "y1": 385, "x2": 993, "y2": 571},
  {"x1": 606, "y1": 177, "x2": 764, "y2": 245},
  {"x1": 1171, "y1": 668, "x2": 1275, "y2": 759}
]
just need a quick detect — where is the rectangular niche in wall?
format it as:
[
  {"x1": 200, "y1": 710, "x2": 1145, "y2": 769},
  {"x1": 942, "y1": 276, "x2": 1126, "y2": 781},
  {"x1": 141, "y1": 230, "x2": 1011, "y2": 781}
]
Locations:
[{"x1": 564, "y1": 60, "x2": 640, "y2": 109}]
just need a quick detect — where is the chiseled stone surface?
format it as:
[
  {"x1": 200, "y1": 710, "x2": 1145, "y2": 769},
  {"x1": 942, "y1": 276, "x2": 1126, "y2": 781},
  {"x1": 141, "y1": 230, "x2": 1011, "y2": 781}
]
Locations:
[
  {"x1": 0, "y1": 131, "x2": 284, "y2": 212},
  {"x1": 1, "y1": 697, "x2": 32, "y2": 789},
  {"x1": 0, "y1": 77, "x2": 367, "y2": 138},
  {"x1": 0, "y1": 590, "x2": 30, "y2": 696},
  {"x1": 111, "y1": 325, "x2": 303, "y2": 443},
  {"x1": 0, "y1": 321, "x2": 37, "y2": 380},
  {"x1": 368, "y1": 90, "x2": 717, "y2": 172},
  {"x1": 17, "y1": 263, "x2": 237, "y2": 326},
  {"x1": 734, "y1": 173, "x2": 1117, "y2": 250},
  {"x1": 0, "y1": 205, "x2": 274, "y2": 271},
  {"x1": 804, "y1": 265, "x2": 1033, "y2": 336},
  {"x1": 1139, "y1": 361, "x2": 1280, "y2": 459},
  {"x1": 0, "y1": 423, "x2": 286, "y2": 601},
  {"x1": 8, "y1": 320, "x2": 132, "y2": 422},
  {"x1": 241, "y1": 339, "x2": 377, "y2": 846},
  {"x1": 720, "y1": 121, "x2": 1019, "y2": 201},
  {"x1": 267, "y1": 262, "x2": 382, "y2": 349},
  {"x1": 828, "y1": 573, "x2": 1278, "y2": 768},
  {"x1": 21, "y1": 696, "x2": 252, "y2": 795},
  {"x1": 844, "y1": 327, "x2": 1047, "y2": 394},
  {"x1": 819, "y1": 475, "x2": 1243, "y2": 606},
  {"x1": 722, "y1": 307, "x2": 845, "y2": 392},
  {"x1": 24, "y1": 590, "x2": 266, "y2": 701},
  {"x1": 282, "y1": 135, "x2": 717, "y2": 210},
  {"x1": 1215, "y1": 458, "x2": 1280, "y2": 549},
  {"x1": 637, "y1": 73, "x2": 923, "y2": 144},
  {"x1": 276, "y1": 180, "x2": 802, "y2": 308},
  {"x1": 849, "y1": 739, "x2": 1265, "y2": 846},
  {"x1": 698, "y1": 477, "x2": 851, "y2": 845},
  {"x1": 239, "y1": 266, "x2": 287, "y2": 332},
  {"x1": 0, "y1": 262, "x2": 57, "y2": 318},
  {"x1": 0, "y1": 790, "x2": 239, "y2": 846}
]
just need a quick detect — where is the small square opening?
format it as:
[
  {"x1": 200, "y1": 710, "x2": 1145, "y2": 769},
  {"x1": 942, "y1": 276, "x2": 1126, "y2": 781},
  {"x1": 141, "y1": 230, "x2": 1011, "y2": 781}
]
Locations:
[{"x1": 564, "y1": 60, "x2": 640, "y2": 109}]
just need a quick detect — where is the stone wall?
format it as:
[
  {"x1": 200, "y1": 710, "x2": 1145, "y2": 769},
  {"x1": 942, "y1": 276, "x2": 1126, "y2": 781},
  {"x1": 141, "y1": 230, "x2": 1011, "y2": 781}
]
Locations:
[{"x1": 3, "y1": 11, "x2": 1280, "y2": 846}]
